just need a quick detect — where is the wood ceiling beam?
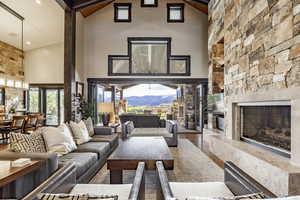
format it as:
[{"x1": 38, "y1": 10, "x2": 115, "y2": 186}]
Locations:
[
  {"x1": 72, "y1": 0, "x2": 110, "y2": 11},
  {"x1": 190, "y1": 0, "x2": 209, "y2": 5},
  {"x1": 56, "y1": 0, "x2": 72, "y2": 10}
]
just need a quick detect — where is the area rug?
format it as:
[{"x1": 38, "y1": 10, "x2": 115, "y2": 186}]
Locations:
[{"x1": 89, "y1": 138, "x2": 223, "y2": 200}]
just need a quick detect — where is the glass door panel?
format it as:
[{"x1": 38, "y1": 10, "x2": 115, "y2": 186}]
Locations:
[
  {"x1": 60, "y1": 89, "x2": 64, "y2": 124},
  {"x1": 28, "y1": 88, "x2": 40, "y2": 113},
  {"x1": 46, "y1": 89, "x2": 59, "y2": 126}
]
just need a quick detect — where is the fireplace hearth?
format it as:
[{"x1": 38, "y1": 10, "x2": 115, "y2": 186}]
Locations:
[{"x1": 240, "y1": 103, "x2": 291, "y2": 154}]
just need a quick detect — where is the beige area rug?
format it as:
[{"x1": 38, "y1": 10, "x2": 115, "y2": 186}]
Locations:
[{"x1": 89, "y1": 139, "x2": 223, "y2": 200}]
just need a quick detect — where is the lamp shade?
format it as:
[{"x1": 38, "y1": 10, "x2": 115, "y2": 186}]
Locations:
[
  {"x1": 98, "y1": 102, "x2": 114, "y2": 113},
  {"x1": 15, "y1": 81, "x2": 22, "y2": 88}
]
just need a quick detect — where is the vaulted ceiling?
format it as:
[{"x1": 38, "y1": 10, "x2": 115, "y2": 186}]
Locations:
[{"x1": 57, "y1": 0, "x2": 209, "y2": 17}]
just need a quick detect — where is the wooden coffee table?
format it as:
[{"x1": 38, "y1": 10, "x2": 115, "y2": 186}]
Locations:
[
  {"x1": 0, "y1": 159, "x2": 43, "y2": 198},
  {"x1": 107, "y1": 137, "x2": 174, "y2": 184}
]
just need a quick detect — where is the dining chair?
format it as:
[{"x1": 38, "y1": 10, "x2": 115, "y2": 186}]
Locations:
[
  {"x1": 37, "y1": 113, "x2": 45, "y2": 128},
  {"x1": 24, "y1": 114, "x2": 40, "y2": 133},
  {"x1": 11, "y1": 115, "x2": 27, "y2": 134},
  {"x1": 0, "y1": 113, "x2": 9, "y2": 144}
]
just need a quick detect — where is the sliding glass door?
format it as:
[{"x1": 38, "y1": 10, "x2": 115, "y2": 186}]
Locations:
[{"x1": 27, "y1": 86, "x2": 64, "y2": 126}]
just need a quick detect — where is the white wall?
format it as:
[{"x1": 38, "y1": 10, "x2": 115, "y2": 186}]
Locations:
[
  {"x1": 83, "y1": 0, "x2": 208, "y2": 79},
  {"x1": 24, "y1": 43, "x2": 64, "y2": 84},
  {"x1": 76, "y1": 13, "x2": 85, "y2": 82}
]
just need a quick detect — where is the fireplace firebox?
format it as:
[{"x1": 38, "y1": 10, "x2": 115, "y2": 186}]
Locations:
[{"x1": 239, "y1": 102, "x2": 291, "y2": 156}]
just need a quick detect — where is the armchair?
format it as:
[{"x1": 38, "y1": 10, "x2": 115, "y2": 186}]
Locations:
[
  {"x1": 156, "y1": 161, "x2": 276, "y2": 200},
  {"x1": 23, "y1": 162, "x2": 146, "y2": 200}
]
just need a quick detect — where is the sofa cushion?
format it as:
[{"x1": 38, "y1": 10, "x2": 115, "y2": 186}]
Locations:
[
  {"x1": 169, "y1": 182, "x2": 234, "y2": 199},
  {"x1": 131, "y1": 128, "x2": 173, "y2": 137},
  {"x1": 91, "y1": 134, "x2": 118, "y2": 148},
  {"x1": 59, "y1": 152, "x2": 97, "y2": 178},
  {"x1": 10, "y1": 129, "x2": 47, "y2": 153},
  {"x1": 75, "y1": 142, "x2": 110, "y2": 159},
  {"x1": 71, "y1": 184, "x2": 132, "y2": 200},
  {"x1": 42, "y1": 124, "x2": 77, "y2": 156}
]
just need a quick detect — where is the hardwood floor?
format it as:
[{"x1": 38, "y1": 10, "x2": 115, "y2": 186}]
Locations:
[{"x1": 0, "y1": 144, "x2": 9, "y2": 151}]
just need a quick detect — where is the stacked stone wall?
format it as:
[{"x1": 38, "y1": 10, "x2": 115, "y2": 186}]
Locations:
[{"x1": 208, "y1": 0, "x2": 300, "y2": 133}]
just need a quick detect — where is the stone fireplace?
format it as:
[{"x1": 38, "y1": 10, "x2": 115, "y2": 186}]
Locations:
[{"x1": 239, "y1": 102, "x2": 291, "y2": 157}]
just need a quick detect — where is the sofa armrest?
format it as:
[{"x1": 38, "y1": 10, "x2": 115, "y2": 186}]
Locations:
[
  {"x1": 22, "y1": 162, "x2": 77, "y2": 200},
  {"x1": 224, "y1": 161, "x2": 276, "y2": 198},
  {"x1": 129, "y1": 162, "x2": 145, "y2": 200},
  {"x1": 94, "y1": 127, "x2": 112, "y2": 135},
  {"x1": 156, "y1": 161, "x2": 174, "y2": 200},
  {"x1": 0, "y1": 150, "x2": 58, "y2": 175}
]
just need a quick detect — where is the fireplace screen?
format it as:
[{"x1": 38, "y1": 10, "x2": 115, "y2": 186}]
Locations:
[{"x1": 241, "y1": 105, "x2": 291, "y2": 152}]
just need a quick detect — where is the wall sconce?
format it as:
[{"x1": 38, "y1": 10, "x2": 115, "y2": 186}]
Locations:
[
  {"x1": 0, "y1": 78, "x2": 5, "y2": 86},
  {"x1": 15, "y1": 81, "x2": 22, "y2": 88},
  {"x1": 6, "y1": 80, "x2": 15, "y2": 87}
]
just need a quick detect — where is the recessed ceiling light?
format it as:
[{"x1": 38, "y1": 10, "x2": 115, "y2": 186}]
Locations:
[
  {"x1": 26, "y1": 41, "x2": 31, "y2": 45},
  {"x1": 35, "y1": 0, "x2": 41, "y2": 5}
]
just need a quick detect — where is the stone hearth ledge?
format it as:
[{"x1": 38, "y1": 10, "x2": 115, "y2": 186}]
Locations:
[{"x1": 204, "y1": 130, "x2": 300, "y2": 197}]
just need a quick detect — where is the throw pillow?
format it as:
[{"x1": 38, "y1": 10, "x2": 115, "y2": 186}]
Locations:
[
  {"x1": 10, "y1": 129, "x2": 47, "y2": 153},
  {"x1": 37, "y1": 193, "x2": 118, "y2": 200},
  {"x1": 127, "y1": 121, "x2": 135, "y2": 134},
  {"x1": 235, "y1": 193, "x2": 267, "y2": 199},
  {"x1": 69, "y1": 120, "x2": 92, "y2": 145},
  {"x1": 186, "y1": 193, "x2": 267, "y2": 200},
  {"x1": 84, "y1": 117, "x2": 94, "y2": 137},
  {"x1": 42, "y1": 124, "x2": 77, "y2": 155}
]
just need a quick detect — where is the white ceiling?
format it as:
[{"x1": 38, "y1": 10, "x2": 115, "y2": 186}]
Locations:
[{"x1": 0, "y1": 0, "x2": 64, "y2": 51}]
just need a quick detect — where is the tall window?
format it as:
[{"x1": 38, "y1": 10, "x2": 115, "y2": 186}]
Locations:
[
  {"x1": 108, "y1": 37, "x2": 190, "y2": 76},
  {"x1": 167, "y1": 4, "x2": 184, "y2": 23},
  {"x1": 114, "y1": 3, "x2": 131, "y2": 22},
  {"x1": 28, "y1": 88, "x2": 40, "y2": 113}
]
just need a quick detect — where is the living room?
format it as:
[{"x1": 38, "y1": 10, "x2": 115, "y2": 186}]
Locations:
[{"x1": 1, "y1": 0, "x2": 300, "y2": 200}]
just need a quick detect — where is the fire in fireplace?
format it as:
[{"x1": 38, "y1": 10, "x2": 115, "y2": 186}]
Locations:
[{"x1": 240, "y1": 103, "x2": 291, "y2": 154}]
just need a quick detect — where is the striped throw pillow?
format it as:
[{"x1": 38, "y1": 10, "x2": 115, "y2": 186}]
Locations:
[{"x1": 37, "y1": 193, "x2": 118, "y2": 200}]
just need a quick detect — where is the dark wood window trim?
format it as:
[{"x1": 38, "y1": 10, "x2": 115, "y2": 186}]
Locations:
[
  {"x1": 167, "y1": 3, "x2": 184, "y2": 23},
  {"x1": 108, "y1": 55, "x2": 130, "y2": 75},
  {"x1": 141, "y1": 0, "x2": 158, "y2": 7},
  {"x1": 27, "y1": 84, "x2": 64, "y2": 126},
  {"x1": 169, "y1": 55, "x2": 191, "y2": 76},
  {"x1": 108, "y1": 37, "x2": 191, "y2": 76},
  {"x1": 114, "y1": 3, "x2": 132, "y2": 23}
]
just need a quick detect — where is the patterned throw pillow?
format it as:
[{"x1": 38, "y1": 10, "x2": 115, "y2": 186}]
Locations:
[
  {"x1": 235, "y1": 193, "x2": 267, "y2": 200},
  {"x1": 186, "y1": 193, "x2": 267, "y2": 200},
  {"x1": 84, "y1": 117, "x2": 95, "y2": 137},
  {"x1": 10, "y1": 129, "x2": 47, "y2": 153},
  {"x1": 37, "y1": 193, "x2": 118, "y2": 200}
]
